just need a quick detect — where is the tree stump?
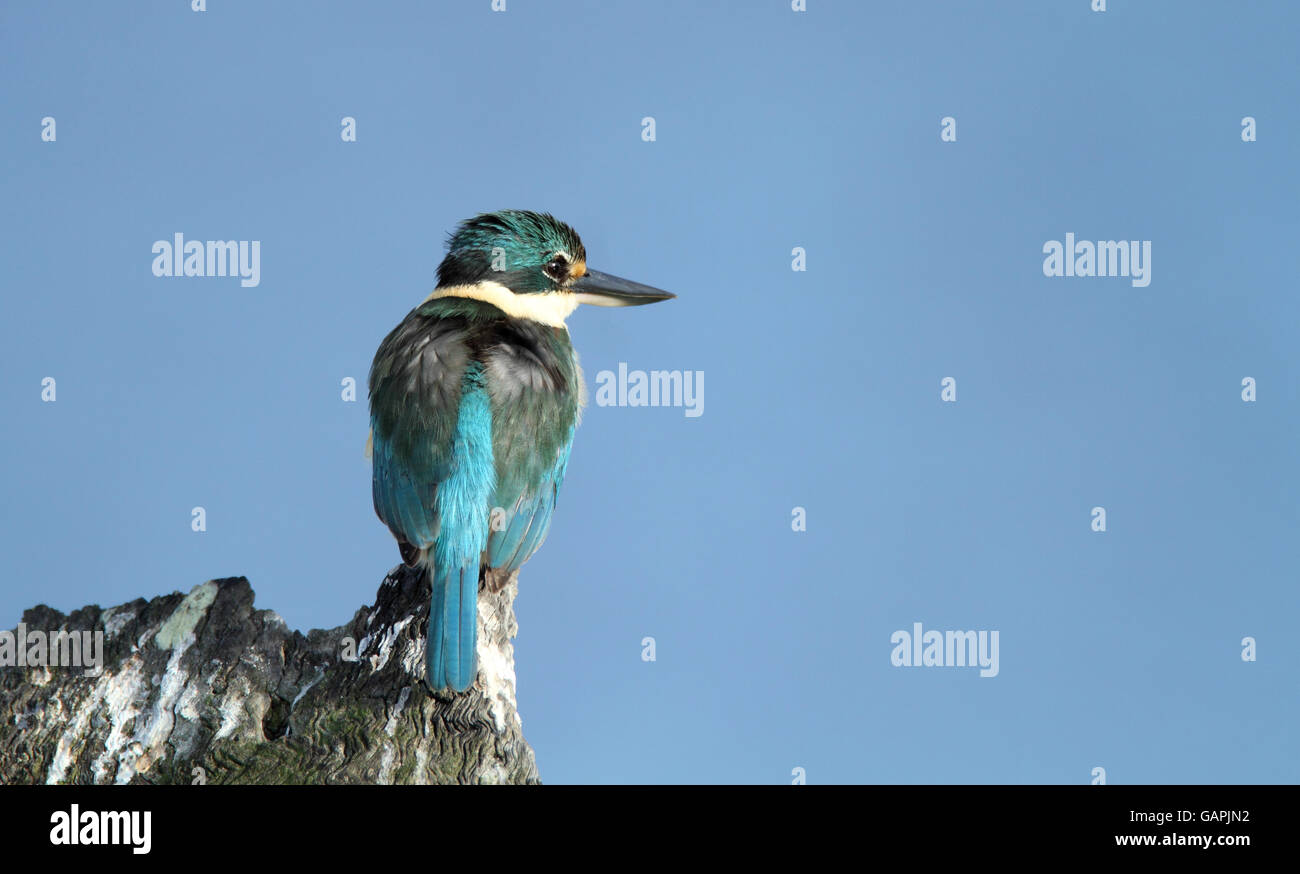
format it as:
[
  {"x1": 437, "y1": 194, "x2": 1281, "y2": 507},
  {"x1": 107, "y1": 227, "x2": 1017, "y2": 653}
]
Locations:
[{"x1": 0, "y1": 567, "x2": 538, "y2": 784}]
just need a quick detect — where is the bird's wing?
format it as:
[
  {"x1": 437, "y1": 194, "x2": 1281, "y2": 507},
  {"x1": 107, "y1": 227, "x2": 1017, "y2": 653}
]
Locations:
[
  {"x1": 481, "y1": 323, "x2": 582, "y2": 573},
  {"x1": 485, "y1": 426, "x2": 574, "y2": 572},
  {"x1": 368, "y1": 306, "x2": 475, "y2": 551}
]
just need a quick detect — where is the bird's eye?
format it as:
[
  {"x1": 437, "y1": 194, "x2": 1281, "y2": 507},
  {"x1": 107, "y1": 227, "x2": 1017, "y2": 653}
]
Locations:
[{"x1": 545, "y1": 256, "x2": 568, "y2": 280}]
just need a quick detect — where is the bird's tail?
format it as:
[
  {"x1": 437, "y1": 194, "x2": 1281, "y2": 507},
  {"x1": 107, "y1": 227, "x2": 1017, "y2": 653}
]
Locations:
[
  {"x1": 424, "y1": 550, "x2": 479, "y2": 692},
  {"x1": 422, "y1": 364, "x2": 493, "y2": 692}
]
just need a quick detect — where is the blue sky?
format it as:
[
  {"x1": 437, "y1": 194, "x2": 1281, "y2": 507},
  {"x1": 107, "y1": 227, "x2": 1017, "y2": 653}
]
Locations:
[{"x1": 2, "y1": 0, "x2": 1296, "y2": 783}]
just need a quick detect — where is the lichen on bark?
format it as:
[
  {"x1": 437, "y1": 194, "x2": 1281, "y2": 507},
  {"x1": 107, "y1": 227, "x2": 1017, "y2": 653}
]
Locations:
[{"x1": 0, "y1": 567, "x2": 538, "y2": 784}]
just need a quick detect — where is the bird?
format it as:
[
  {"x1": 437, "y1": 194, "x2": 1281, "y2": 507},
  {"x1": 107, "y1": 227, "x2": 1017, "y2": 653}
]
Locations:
[{"x1": 367, "y1": 210, "x2": 674, "y2": 692}]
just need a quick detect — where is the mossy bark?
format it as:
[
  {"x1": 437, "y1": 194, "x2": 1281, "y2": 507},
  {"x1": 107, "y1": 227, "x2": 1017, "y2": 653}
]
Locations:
[{"x1": 0, "y1": 567, "x2": 538, "y2": 784}]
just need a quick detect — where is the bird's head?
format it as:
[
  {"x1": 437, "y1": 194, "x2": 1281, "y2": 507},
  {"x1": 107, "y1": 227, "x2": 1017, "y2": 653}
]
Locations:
[{"x1": 431, "y1": 210, "x2": 674, "y2": 326}]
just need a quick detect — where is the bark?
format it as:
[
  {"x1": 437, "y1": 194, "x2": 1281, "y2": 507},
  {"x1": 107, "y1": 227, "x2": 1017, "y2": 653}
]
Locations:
[{"x1": 0, "y1": 567, "x2": 538, "y2": 784}]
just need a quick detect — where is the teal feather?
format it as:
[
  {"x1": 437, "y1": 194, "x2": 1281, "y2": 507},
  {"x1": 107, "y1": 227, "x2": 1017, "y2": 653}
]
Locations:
[
  {"x1": 427, "y1": 364, "x2": 495, "y2": 691},
  {"x1": 369, "y1": 295, "x2": 580, "y2": 692},
  {"x1": 368, "y1": 211, "x2": 666, "y2": 693}
]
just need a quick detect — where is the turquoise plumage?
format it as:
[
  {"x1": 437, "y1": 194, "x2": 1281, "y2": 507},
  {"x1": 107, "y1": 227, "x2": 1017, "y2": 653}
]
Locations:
[{"x1": 368, "y1": 211, "x2": 673, "y2": 692}]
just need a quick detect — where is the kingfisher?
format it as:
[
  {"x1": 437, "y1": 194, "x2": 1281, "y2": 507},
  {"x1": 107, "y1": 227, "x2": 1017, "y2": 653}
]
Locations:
[{"x1": 367, "y1": 210, "x2": 674, "y2": 692}]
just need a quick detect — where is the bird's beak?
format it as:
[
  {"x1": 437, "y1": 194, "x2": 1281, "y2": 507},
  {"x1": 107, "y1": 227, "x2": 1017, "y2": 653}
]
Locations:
[{"x1": 571, "y1": 269, "x2": 675, "y2": 307}]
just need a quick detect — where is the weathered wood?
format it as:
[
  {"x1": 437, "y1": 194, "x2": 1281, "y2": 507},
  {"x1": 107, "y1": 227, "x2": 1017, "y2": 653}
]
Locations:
[{"x1": 0, "y1": 567, "x2": 538, "y2": 784}]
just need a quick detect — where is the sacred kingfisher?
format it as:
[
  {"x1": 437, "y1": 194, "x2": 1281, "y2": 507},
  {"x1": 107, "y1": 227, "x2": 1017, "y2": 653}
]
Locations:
[{"x1": 368, "y1": 211, "x2": 674, "y2": 692}]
